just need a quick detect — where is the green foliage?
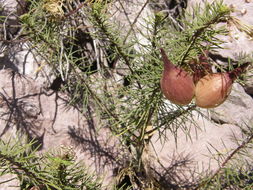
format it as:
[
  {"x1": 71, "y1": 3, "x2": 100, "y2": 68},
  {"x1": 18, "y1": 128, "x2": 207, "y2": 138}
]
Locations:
[
  {"x1": 162, "y1": 1, "x2": 230, "y2": 67},
  {"x1": 19, "y1": 0, "x2": 231, "y2": 140},
  {"x1": 0, "y1": 136, "x2": 102, "y2": 190}
]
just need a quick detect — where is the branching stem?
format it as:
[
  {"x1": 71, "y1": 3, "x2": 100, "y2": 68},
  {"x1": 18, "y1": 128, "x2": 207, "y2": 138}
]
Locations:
[{"x1": 196, "y1": 132, "x2": 253, "y2": 189}]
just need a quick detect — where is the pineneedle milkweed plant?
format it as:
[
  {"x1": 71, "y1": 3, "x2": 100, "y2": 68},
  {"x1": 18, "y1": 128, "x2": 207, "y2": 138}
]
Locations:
[
  {"x1": 1, "y1": 0, "x2": 253, "y2": 189},
  {"x1": 0, "y1": 136, "x2": 102, "y2": 189}
]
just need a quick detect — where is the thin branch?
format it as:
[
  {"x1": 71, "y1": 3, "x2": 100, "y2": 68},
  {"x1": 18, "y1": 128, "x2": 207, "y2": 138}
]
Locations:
[
  {"x1": 179, "y1": 6, "x2": 230, "y2": 65},
  {"x1": 150, "y1": 105, "x2": 197, "y2": 134},
  {"x1": 3, "y1": 12, "x2": 15, "y2": 41},
  {"x1": 195, "y1": 132, "x2": 253, "y2": 189},
  {"x1": 90, "y1": 6, "x2": 143, "y2": 89},
  {"x1": 122, "y1": 0, "x2": 150, "y2": 44},
  {"x1": 117, "y1": 0, "x2": 138, "y2": 42},
  {"x1": 64, "y1": 2, "x2": 87, "y2": 18},
  {"x1": 59, "y1": 37, "x2": 65, "y2": 81}
]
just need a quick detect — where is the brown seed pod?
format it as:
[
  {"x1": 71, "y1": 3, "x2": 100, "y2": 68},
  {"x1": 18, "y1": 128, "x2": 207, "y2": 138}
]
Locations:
[
  {"x1": 195, "y1": 73, "x2": 233, "y2": 108},
  {"x1": 160, "y1": 48, "x2": 195, "y2": 105},
  {"x1": 195, "y1": 62, "x2": 250, "y2": 108},
  {"x1": 189, "y1": 51, "x2": 212, "y2": 83}
]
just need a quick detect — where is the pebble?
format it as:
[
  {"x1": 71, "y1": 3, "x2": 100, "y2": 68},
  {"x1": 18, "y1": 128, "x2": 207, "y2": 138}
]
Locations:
[{"x1": 241, "y1": 8, "x2": 247, "y2": 16}]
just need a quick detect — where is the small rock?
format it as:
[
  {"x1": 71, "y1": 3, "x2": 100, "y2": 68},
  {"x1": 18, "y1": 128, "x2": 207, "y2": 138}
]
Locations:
[
  {"x1": 151, "y1": 113, "x2": 242, "y2": 183},
  {"x1": 244, "y1": 69, "x2": 253, "y2": 96},
  {"x1": 0, "y1": 174, "x2": 20, "y2": 190},
  {"x1": 241, "y1": 8, "x2": 247, "y2": 16},
  {"x1": 210, "y1": 83, "x2": 253, "y2": 126}
]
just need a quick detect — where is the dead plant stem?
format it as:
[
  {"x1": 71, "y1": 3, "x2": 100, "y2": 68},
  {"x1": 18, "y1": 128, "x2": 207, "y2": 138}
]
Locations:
[
  {"x1": 122, "y1": 0, "x2": 149, "y2": 44},
  {"x1": 196, "y1": 132, "x2": 253, "y2": 189}
]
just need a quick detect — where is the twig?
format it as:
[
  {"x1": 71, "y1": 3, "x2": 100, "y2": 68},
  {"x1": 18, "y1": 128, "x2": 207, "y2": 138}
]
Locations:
[
  {"x1": 64, "y1": 2, "x2": 87, "y2": 18},
  {"x1": 122, "y1": 0, "x2": 150, "y2": 44},
  {"x1": 149, "y1": 105, "x2": 196, "y2": 134},
  {"x1": 179, "y1": 6, "x2": 230, "y2": 65},
  {"x1": 0, "y1": 38, "x2": 29, "y2": 43},
  {"x1": 195, "y1": 132, "x2": 253, "y2": 189},
  {"x1": 64, "y1": 53, "x2": 69, "y2": 80},
  {"x1": 93, "y1": 38, "x2": 100, "y2": 68},
  {"x1": 160, "y1": 10, "x2": 185, "y2": 31},
  {"x1": 91, "y1": 7, "x2": 143, "y2": 89},
  {"x1": 15, "y1": 0, "x2": 27, "y2": 13},
  {"x1": 3, "y1": 12, "x2": 15, "y2": 40},
  {"x1": 0, "y1": 24, "x2": 21, "y2": 28},
  {"x1": 59, "y1": 37, "x2": 65, "y2": 81},
  {"x1": 117, "y1": 0, "x2": 138, "y2": 42}
]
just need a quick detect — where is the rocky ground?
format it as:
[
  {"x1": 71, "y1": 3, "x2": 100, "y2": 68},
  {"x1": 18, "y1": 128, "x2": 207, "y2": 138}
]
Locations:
[{"x1": 0, "y1": 0, "x2": 253, "y2": 189}]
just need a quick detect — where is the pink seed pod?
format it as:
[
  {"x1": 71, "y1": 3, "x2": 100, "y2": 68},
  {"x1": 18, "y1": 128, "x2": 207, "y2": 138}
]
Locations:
[
  {"x1": 195, "y1": 62, "x2": 250, "y2": 108},
  {"x1": 160, "y1": 48, "x2": 195, "y2": 105}
]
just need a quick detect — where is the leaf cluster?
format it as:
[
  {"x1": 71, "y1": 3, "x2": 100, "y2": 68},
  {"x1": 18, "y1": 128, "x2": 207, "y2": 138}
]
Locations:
[{"x1": 0, "y1": 137, "x2": 102, "y2": 190}]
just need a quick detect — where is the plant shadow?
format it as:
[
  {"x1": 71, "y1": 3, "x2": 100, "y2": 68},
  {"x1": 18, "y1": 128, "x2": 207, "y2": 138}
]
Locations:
[
  {"x1": 0, "y1": 69, "x2": 61, "y2": 150},
  {"x1": 67, "y1": 105, "x2": 127, "y2": 172},
  {"x1": 151, "y1": 152, "x2": 202, "y2": 190}
]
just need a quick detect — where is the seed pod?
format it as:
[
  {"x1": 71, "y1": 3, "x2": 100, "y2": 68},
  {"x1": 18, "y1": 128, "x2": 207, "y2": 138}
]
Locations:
[
  {"x1": 195, "y1": 73, "x2": 233, "y2": 108},
  {"x1": 160, "y1": 48, "x2": 195, "y2": 105},
  {"x1": 195, "y1": 62, "x2": 250, "y2": 108},
  {"x1": 189, "y1": 51, "x2": 212, "y2": 83}
]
